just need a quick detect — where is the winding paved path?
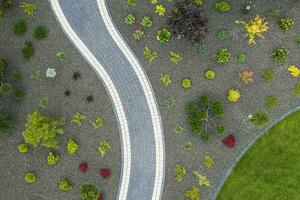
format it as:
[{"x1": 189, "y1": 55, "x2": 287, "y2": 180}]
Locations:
[{"x1": 48, "y1": 0, "x2": 165, "y2": 200}]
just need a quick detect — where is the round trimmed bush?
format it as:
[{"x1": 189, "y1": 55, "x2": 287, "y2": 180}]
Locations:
[
  {"x1": 215, "y1": 1, "x2": 231, "y2": 12},
  {"x1": 205, "y1": 70, "x2": 216, "y2": 79},
  {"x1": 227, "y1": 89, "x2": 240, "y2": 103},
  {"x1": 58, "y1": 179, "x2": 72, "y2": 191},
  {"x1": 1, "y1": 83, "x2": 12, "y2": 94},
  {"x1": 24, "y1": 172, "x2": 36, "y2": 183},
  {"x1": 278, "y1": 17, "x2": 294, "y2": 31},
  {"x1": 156, "y1": 28, "x2": 171, "y2": 43},
  {"x1": 18, "y1": 144, "x2": 29, "y2": 153},
  {"x1": 182, "y1": 78, "x2": 192, "y2": 89},
  {"x1": 12, "y1": 20, "x2": 27, "y2": 35},
  {"x1": 216, "y1": 49, "x2": 231, "y2": 64},
  {"x1": 12, "y1": 88, "x2": 26, "y2": 100},
  {"x1": 273, "y1": 48, "x2": 288, "y2": 63}
]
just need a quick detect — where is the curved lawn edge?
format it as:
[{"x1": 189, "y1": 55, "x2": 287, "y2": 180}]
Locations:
[{"x1": 212, "y1": 105, "x2": 300, "y2": 200}]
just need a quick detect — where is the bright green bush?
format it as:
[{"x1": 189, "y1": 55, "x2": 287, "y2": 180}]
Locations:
[
  {"x1": 71, "y1": 112, "x2": 86, "y2": 126},
  {"x1": 278, "y1": 17, "x2": 294, "y2": 31},
  {"x1": 0, "y1": 114, "x2": 14, "y2": 137},
  {"x1": 22, "y1": 41, "x2": 35, "y2": 59},
  {"x1": 22, "y1": 111, "x2": 64, "y2": 148},
  {"x1": 156, "y1": 28, "x2": 171, "y2": 43},
  {"x1": 215, "y1": 1, "x2": 231, "y2": 12},
  {"x1": 58, "y1": 179, "x2": 72, "y2": 191},
  {"x1": 205, "y1": 70, "x2": 215, "y2": 79},
  {"x1": 80, "y1": 184, "x2": 99, "y2": 200},
  {"x1": 133, "y1": 29, "x2": 144, "y2": 40},
  {"x1": 34, "y1": 26, "x2": 48, "y2": 40},
  {"x1": 126, "y1": 0, "x2": 136, "y2": 7},
  {"x1": 262, "y1": 68, "x2": 275, "y2": 82},
  {"x1": 273, "y1": 48, "x2": 288, "y2": 63},
  {"x1": 92, "y1": 117, "x2": 104, "y2": 129},
  {"x1": 141, "y1": 16, "x2": 152, "y2": 28},
  {"x1": 155, "y1": 4, "x2": 166, "y2": 16},
  {"x1": 175, "y1": 164, "x2": 186, "y2": 182},
  {"x1": 186, "y1": 96, "x2": 224, "y2": 142},
  {"x1": 250, "y1": 111, "x2": 270, "y2": 126},
  {"x1": 182, "y1": 78, "x2": 192, "y2": 89},
  {"x1": 98, "y1": 141, "x2": 111, "y2": 157},
  {"x1": 194, "y1": 0, "x2": 203, "y2": 5},
  {"x1": 265, "y1": 95, "x2": 279, "y2": 108},
  {"x1": 124, "y1": 14, "x2": 135, "y2": 25},
  {"x1": 18, "y1": 143, "x2": 28, "y2": 153},
  {"x1": 24, "y1": 172, "x2": 36, "y2": 183},
  {"x1": 160, "y1": 73, "x2": 172, "y2": 86},
  {"x1": 66, "y1": 139, "x2": 78, "y2": 155},
  {"x1": 170, "y1": 51, "x2": 182, "y2": 64},
  {"x1": 143, "y1": 47, "x2": 157, "y2": 64},
  {"x1": 237, "y1": 53, "x2": 247, "y2": 64},
  {"x1": 47, "y1": 151, "x2": 59, "y2": 165},
  {"x1": 215, "y1": 49, "x2": 231, "y2": 64},
  {"x1": 12, "y1": 20, "x2": 27, "y2": 35}
]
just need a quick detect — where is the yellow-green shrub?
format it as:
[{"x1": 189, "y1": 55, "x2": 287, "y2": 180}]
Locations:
[{"x1": 227, "y1": 89, "x2": 240, "y2": 102}]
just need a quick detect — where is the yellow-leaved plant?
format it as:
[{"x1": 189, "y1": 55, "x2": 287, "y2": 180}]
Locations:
[
  {"x1": 288, "y1": 65, "x2": 300, "y2": 77},
  {"x1": 236, "y1": 15, "x2": 269, "y2": 44}
]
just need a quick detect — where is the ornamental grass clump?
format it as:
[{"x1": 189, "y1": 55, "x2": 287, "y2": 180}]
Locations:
[
  {"x1": 143, "y1": 46, "x2": 157, "y2": 64},
  {"x1": 124, "y1": 14, "x2": 135, "y2": 25},
  {"x1": 215, "y1": 49, "x2": 231, "y2": 64},
  {"x1": 236, "y1": 15, "x2": 269, "y2": 44},
  {"x1": 168, "y1": 0, "x2": 209, "y2": 43},
  {"x1": 175, "y1": 164, "x2": 186, "y2": 182},
  {"x1": 278, "y1": 17, "x2": 294, "y2": 31},
  {"x1": 186, "y1": 96, "x2": 224, "y2": 142},
  {"x1": 80, "y1": 184, "x2": 99, "y2": 200},
  {"x1": 141, "y1": 16, "x2": 152, "y2": 28}
]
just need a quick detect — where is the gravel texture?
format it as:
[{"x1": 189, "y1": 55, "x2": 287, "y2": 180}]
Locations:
[
  {"x1": 0, "y1": 1, "x2": 120, "y2": 200},
  {"x1": 107, "y1": 0, "x2": 300, "y2": 199}
]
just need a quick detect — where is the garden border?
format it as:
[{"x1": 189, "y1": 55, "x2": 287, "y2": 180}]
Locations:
[{"x1": 212, "y1": 105, "x2": 300, "y2": 200}]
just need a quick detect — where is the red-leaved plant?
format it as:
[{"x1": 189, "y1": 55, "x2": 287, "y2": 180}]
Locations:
[
  {"x1": 100, "y1": 168, "x2": 110, "y2": 178},
  {"x1": 222, "y1": 134, "x2": 236, "y2": 148},
  {"x1": 79, "y1": 162, "x2": 88, "y2": 173}
]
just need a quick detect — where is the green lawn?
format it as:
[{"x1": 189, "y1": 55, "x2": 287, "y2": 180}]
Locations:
[{"x1": 217, "y1": 110, "x2": 300, "y2": 200}]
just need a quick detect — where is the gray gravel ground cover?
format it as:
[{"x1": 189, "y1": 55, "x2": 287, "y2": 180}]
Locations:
[
  {"x1": 0, "y1": 1, "x2": 120, "y2": 199},
  {"x1": 107, "y1": 0, "x2": 300, "y2": 199}
]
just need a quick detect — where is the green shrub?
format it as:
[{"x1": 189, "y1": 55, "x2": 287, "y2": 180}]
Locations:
[
  {"x1": 185, "y1": 186, "x2": 200, "y2": 200},
  {"x1": 197, "y1": 44, "x2": 208, "y2": 55},
  {"x1": 47, "y1": 151, "x2": 59, "y2": 165},
  {"x1": 278, "y1": 17, "x2": 294, "y2": 31},
  {"x1": 186, "y1": 96, "x2": 224, "y2": 142},
  {"x1": 296, "y1": 35, "x2": 300, "y2": 44},
  {"x1": 12, "y1": 20, "x2": 27, "y2": 35},
  {"x1": 0, "y1": 83, "x2": 12, "y2": 94},
  {"x1": 182, "y1": 78, "x2": 192, "y2": 89},
  {"x1": 265, "y1": 95, "x2": 279, "y2": 108},
  {"x1": 56, "y1": 51, "x2": 66, "y2": 61},
  {"x1": 160, "y1": 73, "x2": 172, "y2": 86},
  {"x1": 12, "y1": 87, "x2": 25, "y2": 100},
  {"x1": 22, "y1": 41, "x2": 34, "y2": 59},
  {"x1": 250, "y1": 111, "x2": 270, "y2": 126},
  {"x1": 38, "y1": 97, "x2": 48, "y2": 108},
  {"x1": 34, "y1": 26, "x2": 48, "y2": 40},
  {"x1": 262, "y1": 68, "x2": 275, "y2": 82},
  {"x1": 217, "y1": 29, "x2": 229, "y2": 41},
  {"x1": 0, "y1": 114, "x2": 14, "y2": 137},
  {"x1": 126, "y1": 0, "x2": 136, "y2": 7},
  {"x1": 124, "y1": 14, "x2": 135, "y2": 25},
  {"x1": 22, "y1": 111, "x2": 64, "y2": 148},
  {"x1": 91, "y1": 117, "x2": 104, "y2": 129},
  {"x1": 143, "y1": 47, "x2": 157, "y2": 64},
  {"x1": 21, "y1": 2, "x2": 36, "y2": 16},
  {"x1": 141, "y1": 16, "x2": 152, "y2": 28},
  {"x1": 66, "y1": 139, "x2": 78, "y2": 155},
  {"x1": 80, "y1": 184, "x2": 99, "y2": 200},
  {"x1": 24, "y1": 172, "x2": 36, "y2": 183},
  {"x1": 71, "y1": 112, "x2": 86, "y2": 126},
  {"x1": 2, "y1": 0, "x2": 14, "y2": 9},
  {"x1": 175, "y1": 164, "x2": 186, "y2": 182},
  {"x1": 58, "y1": 179, "x2": 72, "y2": 191},
  {"x1": 133, "y1": 29, "x2": 144, "y2": 40},
  {"x1": 98, "y1": 141, "x2": 111, "y2": 157},
  {"x1": 18, "y1": 143, "x2": 29, "y2": 153},
  {"x1": 227, "y1": 88, "x2": 240, "y2": 103},
  {"x1": 273, "y1": 48, "x2": 288, "y2": 63},
  {"x1": 12, "y1": 71, "x2": 22, "y2": 81},
  {"x1": 174, "y1": 124, "x2": 184, "y2": 135},
  {"x1": 170, "y1": 51, "x2": 182, "y2": 64},
  {"x1": 215, "y1": 49, "x2": 231, "y2": 64},
  {"x1": 292, "y1": 81, "x2": 300, "y2": 95},
  {"x1": 237, "y1": 53, "x2": 247, "y2": 64},
  {"x1": 156, "y1": 28, "x2": 171, "y2": 43},
  {"x1": 194, "y1": 0, "x2": 203, "y2": 5},
  {"x1": 0, "y1": 58, "x2": 8, "y2": 71},
  {"x1": 215, "y1": 1, "x2": 231, "y2": 12},
  {"x1": 30, "y1": 69, "x2": 41, "y2": 80},
  {"x1": 205, "y1": 70, "x2": 215, "y2": 79}
]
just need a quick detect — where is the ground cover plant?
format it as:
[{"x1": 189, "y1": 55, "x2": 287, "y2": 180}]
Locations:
[
  {"x1": 217, "y1": 110, "x2": 300, "y2": 200},
  {"x1": 107, "y1": 0, "x2": 300, "y2": 199}
]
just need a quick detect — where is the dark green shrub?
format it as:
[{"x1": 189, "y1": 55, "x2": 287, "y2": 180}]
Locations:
[
  {"x1": 292, "y1": 81, "x2": 300, "y2": 95},
  {"x1": 168, "y1": 0, "x2": 208, "y2": 43},
  {"x1": 278, "y1": 18, "x2": 294, "y2": 31},
  {"x1": 156, "y1": 28, "x2": 171, "y2": 43},
  {"x1": 34, "y1": 26, "x2": 48, "y2": 40},
  {"x1": 0, "y1": 83, "x2": 12, "y2": 94},
  {"x1": 80, "y1": 184, "x2": 99, "y2": 200},
  {"x1": 240, "y1": 4, "x2": 251, "y2": 15},
  {"x1": 12, "y1": 20, "x2": 27, "y2": 35},
  {"x1": 197, "y1": 43, "x2": 208, "y2": 55},
  {"x1": 0, "y1": 114, "x2": 14, "y2": 137},
  {"x1": 265, "y1": 95, "x2": 279, "y2": 108},
  {"x1": 237, "y1": 53, "x2": 247, "y2": 64},
  {"x1": 22, "y1": 41, "x2": 34, "y2": 59},
  {"x1": 215, "y1": 48, "x2": 231, "y2": 64},
  {"x1": 215, "y1": 1, "x2": 231, "y2": 12},
  {"x1": 12, "y1": 71, "x2": 22, "y2": 81},
  {"x1": 273, "y1": 48, "x2": 288, "y2": 63},
  {"x1": 12, "y1": 87, "x2": 26, "y2": 100},
  {"x1": 0, "y1": 58, "x2": 8, "y2": 71},
  {"x1": 2, "y1": 0, "x2": 14, "y2": 9},
  {"x1": 250, "y1": 111, "x2": 270, "y2": 126},
  {"x1": 262, "y1": 68, "x2": 275, "y2": 82},
  {"x1": 186, "y1": 96, "x2": 225, "y2": 142}
]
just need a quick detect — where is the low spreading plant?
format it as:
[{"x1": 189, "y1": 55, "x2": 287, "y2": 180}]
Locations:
[
  {"x1": 156, "y1": 28, "x2": 171, "y2": 43},
  {"x1": 71, "y1": 112, "x2": 86, "y2": 126},
  {"x1": 215, "y1": 1, "x2": 231, "y2": 12},
  {"x1": 174, "y1": 124, "x2": 184, "y2": 135},
  {"x1": 80, "y1": 184, "x2": 99, "y2": 200},
  {"x1": 273, "y1": 48, "x2": 288, "y2": 63},
  {"x1": 292, "y1": 81, "x2": 300, "y2": 95},
  {"x1": 236, "y1": 15, "x2": 269, "y2": 44},
  {"x1": 66, "y1": 139, "x2": 78, "y2": 155},
  {"x1": 56, "y1": 51, "x2": 66, "y2": 61},
  {"x1": 22, "y1": 111, "x2": 64, "y2": 148},
  {"x1": 126, "y1": 0, "x2": 136, "y2": 7},
  {"x1": 22, "y1": 41, "x2": 35, "y2": 59},
  {"x1": 194, "y1": 171, "x2": 210, "y2": 186},
  {"x1": 265, "y1": 95, "x2": 279, "y2": 108},
  {"x1": 250, "y1": 111, "x2": 270, "y2": 126},
  {"x1": 143, "y1": 46, "x2": 157, "y2": 64},
  {"x1": 12, "y1": 20, "x2": 27, "y2": 35},
  {"x1": 227, "y1": 89, "x2": 240, "y2": 103},
  {"x1": 185, "y1": 186, "x2": 200, "y2": 200},
  {"x1": 278, "y1": 17, "x2": 294, "y2": 31},
  {"x1": 38, "y1": 97, "x2": 48, "y2": 108},
  {"x1": 186, "y1": 96, "x2": 224, "y2": 141},
  {"x1": 47, "y1": 151, "x2": 59, "y2": 165},
  {"x1": 165, "y1": 97, "x2": 176, "y2": 108},
  {"x1": 215, "y1": 49, "x2": 231, "y2": 64},
  {"x1": 59, "y1": 179, "x2": 72, "y2": 191},
  {"x1": 175, "y1": 164, "x2": 186, "y2": 182},
  {"x1": 239, "y1": 70, "x2": 254, "y2": 84},
  {"x1": 262, "y1": 68, "x2": 275, "y2": 82},
  {"x1": 237, "y1": 53, "x2": 247, "y2": 64},
  {"x1": 217, "y1": 29, "x2": 230, "y2": 41},
  {"x1": 92, "y1": 117, "x2": 104, "y2": 129},
  {"x1": 30, "y1": 69, "x2": 41, "y2": 80},
  {"x1": 203, "y1": 155, "x2": 214, "y2": 169},
  {"x1": 133, "y1": 29, "x2": 144, "y2": 40},
  {"x1": 21, "y1": 2, "x2": 37, "y2": 16},
  {"x1": 124, "y1": 14, "x2": 135, "y2": 25}
]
